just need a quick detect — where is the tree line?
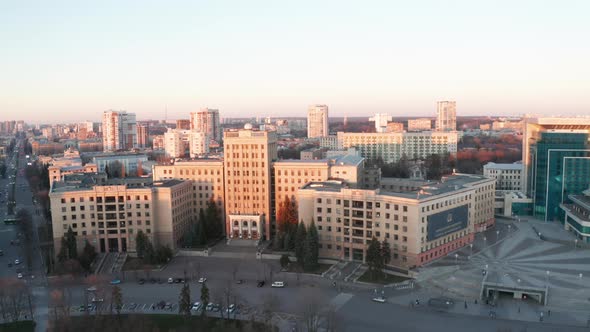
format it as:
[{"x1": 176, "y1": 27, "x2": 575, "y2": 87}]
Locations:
[{"x1": 183, "y1": 199, "x2": 224, "y2": 248}]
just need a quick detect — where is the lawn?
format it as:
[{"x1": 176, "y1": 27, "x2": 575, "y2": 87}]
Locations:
[
  {"x1": 284, "y1": 263, "x2": 332, "y2": 275},
  {"x1": 0, "y1": 321, "x2": 35, "y2": 332},
  {"x1": 59, "y1": 314, "x2": 272, "y2": 332},
  {"x1": 357, "y1": 270, "x2": 411, "y2": 284}
]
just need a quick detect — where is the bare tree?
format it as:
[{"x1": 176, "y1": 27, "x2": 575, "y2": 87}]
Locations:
[
  {"x1": 260, "y1": 294, "x2": 280, "y2": 332},
  {"x1": 298, "y1": 290, "x2": 329, "y2": 332}
]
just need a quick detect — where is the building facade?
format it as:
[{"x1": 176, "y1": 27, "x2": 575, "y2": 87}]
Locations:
[
  {"x1": 49, "y1": 178, "x2": 193, "y2": 254},
  {"x1": 297, "y1": 174, "x2": 495, "y2": 269},
  {"x1": 522, "y1": 118, "x2": 590, "y2": 221},
  {"x1": 483, "y1": 162, "x2": 523, "y2": 191},
  {"x1": 136, "y1": 124, "x2": 149, "y2": 148},
  {"x1": 307, "y1": 105, "x2": 329, "y2": 138},
  {"x1": 92, "y1": 153, "x2": 149, "y2": 177},
  {"x1": 102, "y1": 110, "x2": 137, "y2": 151},
  {"x1": 435, "y1": 101, "x2": 457, "y2": 132},
  {"x1": 408, "y1": 118, "x2": 432, "y2": 132},
  {"x1": 561, "y1": 187, "x2": 590, "y2": 243},
  {"x1": 369, "y1": 113, "x2": 392, "y2": 133},
  {"x1": 337, "y1": 131, "x2": 458, "y2": 164},
  {"x1": 223, "y1": 127, "x2": 277, "y2": 240}
]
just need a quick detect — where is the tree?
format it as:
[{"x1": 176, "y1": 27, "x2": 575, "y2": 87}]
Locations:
[
  {"x1": 178, "y1": 283, "x2": 191, "y2": 317},
  {"x1": 294, "y1": 222, "x2": 307, "y2": 266},
  {"x1": 57, "y1": 238, "x2": 68, "y2": 263},
  {"x1": 303, "y1": 222, "x2": 319, "y2": 272},
  {"x1": 366, "y1": 237, "x2": 383, "y2": 280},
  {"x1": 381, "y1": 240, "x2": 391, "y2": 266},
  {"x1": 205, "y1": 198, "x2": 222, "y2": 239},
  {"x1": 111, "y1": 285, "x2": 122, "y2": 316},
  {"x1": 276, "y1": 196, "x2": 298, "y2": 235},
  {"x1": 425, "y1": 154, "x2": 443, "y2": 180},
  {"x1": 200, "y1": 282, "x2": 210, "y2": 317},
  {"x1": 79, "y1": 240, "x2": 98, "y2": 272},
  {"x1": 280, "y1": 254, "x2": 290, "y2": 270},
  {"x1": 197, "y1": 208, "x2": 208, "y2": 245},
  {"x1": 65, "y1": 226, "x2": 77, "y2": 259},
  {"x1": 135, "y1": 230, "x2": 149, "y2": 258}
]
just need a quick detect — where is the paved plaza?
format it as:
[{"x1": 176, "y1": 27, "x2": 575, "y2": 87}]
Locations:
[{"x1": 410, "y1": 216, "x2": 590, "y2": 327}]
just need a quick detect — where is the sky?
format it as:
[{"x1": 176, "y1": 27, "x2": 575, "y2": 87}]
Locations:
[{"x1": 1, "y1": 0, "x2": 590, "y2": 123}]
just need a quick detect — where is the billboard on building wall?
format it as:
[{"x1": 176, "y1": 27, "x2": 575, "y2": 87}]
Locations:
[{"x1": 426, "y1": 205, "x2": 469, "y2": 241}]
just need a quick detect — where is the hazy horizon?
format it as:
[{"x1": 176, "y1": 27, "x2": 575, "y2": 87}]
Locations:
[{"x1": 2, "y1": 0, "x2": 590, "y2": 123}]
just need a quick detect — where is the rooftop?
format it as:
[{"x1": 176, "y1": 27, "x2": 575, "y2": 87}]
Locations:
[
  {"x1": 276, "y1": 154, "x2": 364, "y2": 167},
  {"x1": 483, "y1": 162, "x2": 523, "y2": 171}
]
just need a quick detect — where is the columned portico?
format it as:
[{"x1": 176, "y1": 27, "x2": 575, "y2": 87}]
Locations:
[{"x1": 228, "y1": 214, "x2": 264, "y2": 240}]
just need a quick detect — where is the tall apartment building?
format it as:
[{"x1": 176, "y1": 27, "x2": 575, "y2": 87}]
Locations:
[
  {"x1": 92, "y1": 153, "x2": 149, "y2": 176},
  {"x1": 102, "y1": 110, "x2": 137, "y2": 151},
  {"x1": 164, "y1": 129, "x2": 210, "y2": 158},
  {"x1": 274, "y1": 154, "x2": 365, "y2": 219},
  {"x1": 483, "y1": 162, "x2": 523, "y2": 191},
  {"x1": 307, "y1": 105, "x2": 329, "y2": 138},
  {"x1": 369, "y1": 113, "x2": 392, "y2": 133},
  {"x1": 435, "y1": 101, "x2": 457, "y2": 132},
  {"x1": 523, "y1": 118, "x2": 590, "y2": 221},
  {"x1": 408, "y1": 118, "x2": 432, "y2": 131},
  {"x1": 224, "y1": 127, "x2": 277, "y2": 240},
  {"x1": 337, "y1": 131, "x2": 458, "y2": 164},
  {"x1": 136, "y1": 124, "x2": 149, "y2": 148},
  {"x1": 297, "y1": 174, "x2": 495, "y2": 269},
  {"x1": 190, "y1": 108, "x2": 221, "y2": 143},
  {"x1": 49, "y1": 177, "x2": 193, "y2": 254},
  {"x1": 152, "y1": 159, "x2": 225, "y2": 224},
  {"x1": 189, "y1": 131, "x2": 209, "y2": 157}
]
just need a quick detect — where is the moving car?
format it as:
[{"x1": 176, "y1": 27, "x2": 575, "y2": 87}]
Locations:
[
  {"x1": 91, "y1": 297, "x2": 104, "y2": 303},
  {"x1": 14, "y1": 259, "x2": 20, "y2": 265},
  {"x1": 372, "y1": 296, "x2": 386, "y2": 303},
  {"x1": 167, "y1": 278, "x2": 174, "y2": 284},
  {"x1": 257, "y1": 280, "x2": 265, "y2": 288},
  {"x1": 110, "y1": 279, "x2": 121, "y2": 285},
  {"x1": 87, "y1": 286, "x2": 97, "y2": 292},
  {"x1": 198, "y1": 277, "x2": 207, "y2": 283},
  {"x1": 17, "y1": 273, "x2": 23, "y2": 279},
  {"x1": 271, "y1": 281, "x2": 285, "y2": 288}
]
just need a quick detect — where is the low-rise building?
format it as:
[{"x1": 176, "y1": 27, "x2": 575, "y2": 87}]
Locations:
[
  {"x1": 297, "y1": 174, "x2": 495, "y2": 269},
  {"x1": 483, "y1": 162, "x2": 523, "y2": 191},
  {"x1": 561, "y1": 187, "x2": 590, "y2": 243}
]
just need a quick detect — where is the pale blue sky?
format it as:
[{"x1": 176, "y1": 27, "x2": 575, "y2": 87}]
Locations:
[{"x1": 1, "y1": 0, "x2": 589, "y2": 123}]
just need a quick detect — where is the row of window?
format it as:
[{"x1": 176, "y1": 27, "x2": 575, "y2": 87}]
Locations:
[{"x1": 60, "y1": 195, "x2": 149, "y2": 204}]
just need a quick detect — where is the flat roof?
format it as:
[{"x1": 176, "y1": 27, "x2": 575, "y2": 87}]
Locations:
[{"x1": 484, "y1": 162, "x2": 523, "y2": 170}]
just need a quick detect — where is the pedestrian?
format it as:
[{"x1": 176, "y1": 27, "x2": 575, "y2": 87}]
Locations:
[
  {"x1": 464, "y1": 301, "x2": 467, "y2": 309},
  {"x1": 474, "y1": 299, "x2": 478, "y2": 305},
  {"x1": 548, "y1": 310, "x2": 551, "y2": 316}
]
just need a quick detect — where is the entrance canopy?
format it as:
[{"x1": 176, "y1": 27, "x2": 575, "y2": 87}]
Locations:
[{"x1": 480, "y1": 271, "x2": 548, "y2": 305}]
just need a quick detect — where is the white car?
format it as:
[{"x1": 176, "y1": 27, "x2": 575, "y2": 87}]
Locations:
[
  {"x1": 198, "y1": 277, "x2": 207, "y2": 283},
  {"x1": 91, "y1": 297, "x2": 104, "y2": 303},
  {"x1": 167, "y1": 278, "x2": 174, "y2": 284},
  {"x1": 226, "y1": 304, "x2": 236, "y2": 314},
  {"x1": 17, "y1": 273, "x2": 23, "y2": 279},
  {"x1": 372, "y1": 296, "x2": 386, "y2": 303},
  {"x1": 87, "y1": 286, "x2": 97, "y2": 292},
  {"x1": 191, "y1": 302, "x2": 201, "y2": 311},
  {"x1": 271, "y1": 281, "x2": 285, "y2": 288},
  {"x1": 14, "y1": 259, "x2": 20, "y2": 265}
]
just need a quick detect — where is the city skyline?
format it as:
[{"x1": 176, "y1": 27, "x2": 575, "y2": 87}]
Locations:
[{"x1": 2, "y1": 0, "x2": 590, "y2": 123}]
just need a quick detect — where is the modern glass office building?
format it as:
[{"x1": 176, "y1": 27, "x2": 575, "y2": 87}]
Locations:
[{"x1": 527, "y1": 131, "x2": 590, "y2": 221}]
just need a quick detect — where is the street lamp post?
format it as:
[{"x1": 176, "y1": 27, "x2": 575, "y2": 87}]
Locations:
[
  {"x1": 470, "y1": 243, "x2": 474, "y2": 257},
  {"x1": 575, "y1": 239, "x2": 578, "y2": 251},
  {"x1": 455, "y1": 253, "x2": 459, "y2": 264},
  {"x1": 546, "y1": 270, "x2": 550, "y2": 285},
  {"x1": 496, "y1": 230, "x2": 500, "y2": 241}
]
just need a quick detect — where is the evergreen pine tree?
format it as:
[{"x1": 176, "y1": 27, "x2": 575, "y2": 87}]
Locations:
[
  {"x1": 65, "y1": 226, "x2": 77, "y2": 259},
  {"x1": 197, "y1": 208, "x2": 208, "y2": 245},
  {"x1": 294, "y1": 222, "x2": 307, "y2": 266},
  {"x1": 178, "y1": 283, "x2": 192, "y2": 316},
  {"x1": 303, "y1": 221, "x2": 319, "y2": 272},
  {"x1": 200, "y1": 282, "x2": 209, "y2": 317}
]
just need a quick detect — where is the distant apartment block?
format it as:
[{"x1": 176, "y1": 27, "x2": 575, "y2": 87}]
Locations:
[
  {"x1": 92, "y1": 153, "x2": 149, "y2": 177},
  {"x1": 319, "y1": 135, "x2": 340, "y2": 150},
  {"x1": 164, "y1": 129, "x2": 210, "y2": 158},
  {"x1": 483, "y1": 162, "x2": 523, "y2": 191},
  {"x1": 297, "y1": 174, "x2": 495, "y2": 269},
  {"x1": 102, "y1": 110, "x2": 137, "y2": 151},
  {"x1": 176, "y1": 119, "x2": 191, "y2": 130},
  {"x1": 136, "y1": 124, "x2": 149, "y2": 148},
  {"x1": 337, "y1": 131, "x2": 458, "y2": 164},
  {"x1": 386, "y1": 122, "x2": 404, "y2": 133},
  {"x1": 307, "y1": 105, "x2": 329, "y2": 138},
  {"x1": 408, "y1": 118, "x2": 432, "y2": 131},
  {"x1": 436, "y1": 101, "x2": 457, "y2": 131},
  {"x1": 224, "y1": 127, "x2": 277, "y2": 240}
]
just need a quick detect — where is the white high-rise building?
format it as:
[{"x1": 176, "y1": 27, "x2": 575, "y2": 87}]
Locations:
[
  {"x1": 102, "y1": 110, "x2": 137, "y2": 152},
  {"x1": 435, "y1": 101, "x2": 457, "y2": 131},
  {"x1": 369, "y1": 113, "x2": 392, "y2": 133},
  {"x1": 190, "y1": 108, "x2": 221, "y2": 143},
  {"x1": 307, "y1": 104, "x2": 329, "y2": 138},
  {"x1": 189, "y1": 131, "x2": 209, "y2": 157}
]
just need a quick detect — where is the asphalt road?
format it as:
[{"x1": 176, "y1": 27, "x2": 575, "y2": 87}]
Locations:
[{"x1": 0, "y1": 146, "x2": 21, "y2": 279}]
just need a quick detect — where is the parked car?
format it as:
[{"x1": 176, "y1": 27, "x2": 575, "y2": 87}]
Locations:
[
  {"x1": 128, "y1": 303, "x2": 137, "y2": 310},
  {"x1": 17, "y1": 273, "x2": 23, "y2": 279},
  {"x1": 167, "y1": 278, "x2": 174, "y2": 284},
  {"x1": 191, "y1": 302, "x2": 202, "y2": 311},
  {"x1": 0, "y1": 250, "x2": 3, "y2": 256},
  {"x1": 91, "y1": 297, "x2": 104, "y2": 303},
  {"x1": 149, "y1": 278, "x2": 157, "y2": 284},
  {"x1": 257, "y1": 280, "x2": 265, "y2": 288},
  {"x1": 7, "y1": 263, "x2": 12, "y2": 268},
  {"x1": 198, "y1": 277, "x2": 207, "y2": 283},
  {"x1": 236, "y1": 279, "x2": 244, "y2": 284},
  {"x1": 110, "y1": 279, "x2": 121, "y2": 285},
  {"x1": 226, "y1": 304, "x2": 236, "y2": 314},
  {"x1": 138, "y1": 278, "x2": 145, "y2": 285},
  {"x1": 14, "y1": 259, "x2": 20, "y2": 265},
  {"x1": 271, "y1": 281, "x2": 285, "y2": 288},
  {"x1": 206, "y1": 303, "x2": 214, "y2": 311},
  {"x1": 87, "y1": 286, "x2": 97, "y2": 292}
]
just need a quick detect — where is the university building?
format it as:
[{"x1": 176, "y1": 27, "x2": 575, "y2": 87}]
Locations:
[
  {"x1": 49, "y1": 176, "x2": 193, "y2": 255},
  {"x1": 297, "y1": 174, "x2": 495, "y2": 269}
]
